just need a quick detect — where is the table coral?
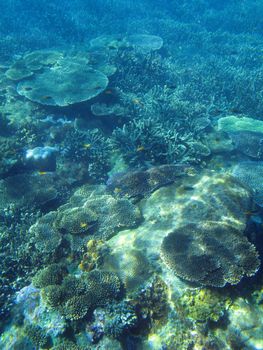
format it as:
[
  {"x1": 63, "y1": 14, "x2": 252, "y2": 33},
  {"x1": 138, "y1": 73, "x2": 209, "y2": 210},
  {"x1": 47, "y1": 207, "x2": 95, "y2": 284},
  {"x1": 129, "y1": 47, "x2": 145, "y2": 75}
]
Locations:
[{"x1": 161, "y1": 221, "x2": 259, "y2": 287}]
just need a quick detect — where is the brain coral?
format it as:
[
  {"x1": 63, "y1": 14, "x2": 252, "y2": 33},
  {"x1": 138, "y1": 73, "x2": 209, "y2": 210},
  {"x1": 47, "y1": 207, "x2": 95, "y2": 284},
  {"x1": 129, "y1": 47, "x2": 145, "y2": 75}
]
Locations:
[
  {"x1": 17, "y1": 60, "x2": 108, "y2": 106},
  {"x1": 161, "y1": 222, "x2": 260, "y2": 287}
]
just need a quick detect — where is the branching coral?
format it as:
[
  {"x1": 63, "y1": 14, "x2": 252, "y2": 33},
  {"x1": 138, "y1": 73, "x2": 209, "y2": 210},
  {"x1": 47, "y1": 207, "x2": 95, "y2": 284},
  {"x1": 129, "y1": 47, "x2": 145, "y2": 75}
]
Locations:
[
  {"x1": 104, "y1": 301, "x2": 138, "y2": 339},
  {"x1": 32, "y1": 263, "x2": 68, "y2": 289},
  {"x1": 60, "y1": 128, "x2": 111, "y2": 182},
  {"x1": 24, "y1": 324, "x2": 51, "y2": 349},
  {"x1": 111, "y1": 117, "x2": 209, "y2": 167}
]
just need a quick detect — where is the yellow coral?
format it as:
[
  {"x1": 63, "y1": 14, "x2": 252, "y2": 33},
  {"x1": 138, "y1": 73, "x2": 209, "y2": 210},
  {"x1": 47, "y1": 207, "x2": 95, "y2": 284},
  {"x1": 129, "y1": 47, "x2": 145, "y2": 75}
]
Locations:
[{"x1": 79, "y1": 239, "x2": 105, "y2": 272}]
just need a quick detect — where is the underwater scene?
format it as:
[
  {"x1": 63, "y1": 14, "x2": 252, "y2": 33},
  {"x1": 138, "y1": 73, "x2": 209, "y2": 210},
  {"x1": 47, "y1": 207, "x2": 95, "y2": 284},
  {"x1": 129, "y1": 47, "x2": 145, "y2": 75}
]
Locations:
[{"x1": 1, "y1": 0, "x2": 263, "y2": 349}]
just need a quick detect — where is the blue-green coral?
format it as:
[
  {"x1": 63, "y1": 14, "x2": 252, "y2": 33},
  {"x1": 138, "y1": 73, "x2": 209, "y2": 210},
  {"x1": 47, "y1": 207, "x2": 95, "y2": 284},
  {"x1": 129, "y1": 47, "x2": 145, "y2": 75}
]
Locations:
[
  {"x1": 161, "y1": 222, "x2": 260, "y2": 287},
  {"x1": 33, "y1": 266, "x2": 123, "y2": 322},
  {"x1": 111, "y1": 118, "x2": 209, "y2": 168}
]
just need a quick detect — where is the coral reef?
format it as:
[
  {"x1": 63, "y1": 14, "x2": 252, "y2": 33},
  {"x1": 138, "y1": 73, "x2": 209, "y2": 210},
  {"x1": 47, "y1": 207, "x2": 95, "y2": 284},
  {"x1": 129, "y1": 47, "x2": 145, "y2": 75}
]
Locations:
[
  {"x1": 33, "y1": 265, "x2": 123, "y2": 322},
  {"x1": 59, "y1": 128, "x2": 111, "y2": 182},
  {"x1": 5, "y1": 50, "x2": 63, "y2": 81},
  {"x1": 54, "y1": 186, "x2": 141, "y2": 240},
  {"x1": 161, "y1": 221, "x2": 260, "y2": 287},
  {"x1": 177, "y1": 288, "x2": 230, "y2": 323},
  {"x1": 179, "y1": 174, "x2": 253, "y2": 230},
  {"x1": 104, "y1": 301, "x2": 138, "y2": 339},
  {"x1": 24, "y1": 324, "x2": 51, "y2": 349},
  {"x1": 79, "y1": 239, "x2": 106, "y2": 272},
  {"x1": 2, "y1": 1, "x2": 263, "y2": 347},
  {"x1": 91, "y1": 103, "x2": 126, "y2": 117},
  {"x1": 107, "y1": 164, "x2": 195, "y2": 201},
  {"x1": 29, "y1": 213, "x2": 62, "y2": 254},
  {"x1": 218, "y1": 115, "x2": 263, "y2": 134},
  {"x1": 55, "y1": 206, "x2": 98, "y2": 236},
  {"x1": 83, "y1": 270, "x2": 123, "y2": 307},
  {"x1": 0, "y1": 116, "x2": 47, "y2": 177},
  {"x1": 86, "y1": 276, "x2": 168, "y2": 343},
  {"x1": 111, "y1": 117, "x2": 209, "y2": 167},
  {"x1": 32, "y1": 264, "x2": 68, "y2": 289},
  {"x1": 17, "y1": 55, "x2": 108, "y2": 106},
  {"x1": 232, "y1": 161, "x2": 263, "y2": 206},
  {"x1": 51, "y1": 339, "x2": 85, "y2": 350},
  {"x1": 230, "y1": 131, "x2": 263, "y2": 159},
  {"x1": 125, "y1": 34, "x2": 163, "y2": 52},
  {"x1": 0, "y1": 173, "x2": 60, "y2": 211},
  {"x1": 133, "y1": 275, "x2": 169, "y2": 329}
]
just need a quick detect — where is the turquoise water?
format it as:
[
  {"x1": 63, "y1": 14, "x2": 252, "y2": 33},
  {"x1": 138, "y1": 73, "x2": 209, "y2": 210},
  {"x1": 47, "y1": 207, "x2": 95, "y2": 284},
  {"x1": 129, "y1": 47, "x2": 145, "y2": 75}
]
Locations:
[{"x1": 0, "y1": 1, "x2": 263, "y2": 349}]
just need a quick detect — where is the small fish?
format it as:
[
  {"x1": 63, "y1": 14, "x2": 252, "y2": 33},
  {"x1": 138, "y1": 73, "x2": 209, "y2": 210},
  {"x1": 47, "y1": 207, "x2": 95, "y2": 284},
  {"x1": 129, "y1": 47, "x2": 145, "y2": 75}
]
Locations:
[
  {"x1": 184, "y1": 167, "x2": 196, "y2": 177},
  {"x1": 23, "y1": 86, "x2": 32, "y2": 91},
  {"x1": 136, "y1": 145, "x2": 145, "y2": 152},
  {"x1": 104, "y1": 89, "x2": 114, "y2": 95},
  {"x1": 132, "y1": 98, "x2": 144, "y2": 107},
  {"x1": 87, "y1": 239, "x2": 96, "y2": 249},
  {"x1": 228, "y1": 107, "x2": 242, "y2": 114},
  {"x1": 83, "y1": 143, "x2": 92, "y2": 149},
  {"x1": 108, "y1": 44, "x2": 118, "y2": 50},
  {"x1": 176, "y1": 185, "x2": 195, "y2": 195},
  {"x1": 114, "y1": 187, "x2": 122, "y2": 194},
  {"x1": 244, "y1": 210, "x2": 259, "y2": 216},
  {"x1": 80, "y1": 222, "x2": 88, "y2": 228},
  {"x1": 41, "y1": 95, "x2": 52, "y2": 100},
  {"x1": 38, "y1": 171, "x2": 47, "y2": 175}
]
